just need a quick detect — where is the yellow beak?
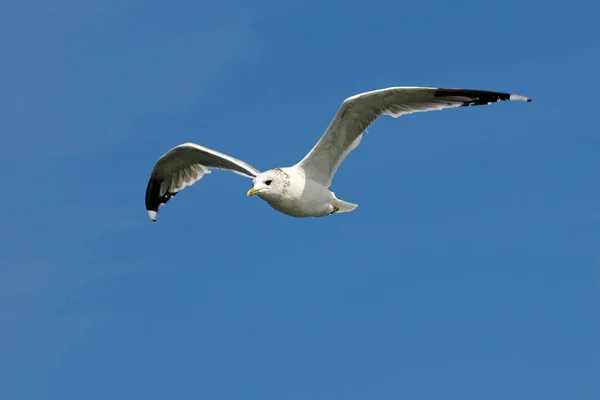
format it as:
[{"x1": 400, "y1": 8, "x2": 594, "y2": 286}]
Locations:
[{"x1": 247, "y1": 188, "x2": 261, "y2": 197}]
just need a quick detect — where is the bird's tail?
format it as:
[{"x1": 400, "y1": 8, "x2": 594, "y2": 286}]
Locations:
[{"x1": 334, "y1": 198, "x2": 358, "y2": 213}]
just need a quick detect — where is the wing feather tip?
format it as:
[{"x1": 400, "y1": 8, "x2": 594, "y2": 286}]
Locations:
[
  {"x1": 509, "y1": 94, "x2": 532, "y2": 102},
  {"x1": 148, "y1": 210, "x2": 158, "y2": 222}
]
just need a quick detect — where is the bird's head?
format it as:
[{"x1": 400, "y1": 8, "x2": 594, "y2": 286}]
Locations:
[{"x1": 247, "y1": 169, "x2": 288, "y2": 202}]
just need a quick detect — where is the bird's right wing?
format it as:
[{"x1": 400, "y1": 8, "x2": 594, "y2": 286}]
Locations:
[{"x1": 145, "y1": 142, "x2": 261, "y2": 221}]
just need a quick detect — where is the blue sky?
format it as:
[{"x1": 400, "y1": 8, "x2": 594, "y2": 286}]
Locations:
[{"x1": 1, "y1": 0, "x2": 598, "y2": 398}]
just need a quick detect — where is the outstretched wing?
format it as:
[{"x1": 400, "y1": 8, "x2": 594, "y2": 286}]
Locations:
[
  {"x1": 297, "y1": 86, "x2": 531, "y2": 187},
  {"x1": 145, "y1": 142, "x2": 261, "y2": 221}
]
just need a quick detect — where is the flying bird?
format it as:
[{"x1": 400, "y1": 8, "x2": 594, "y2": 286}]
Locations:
[{"x1": 145, "y1": 86, "x2": 531, "y2": 221}]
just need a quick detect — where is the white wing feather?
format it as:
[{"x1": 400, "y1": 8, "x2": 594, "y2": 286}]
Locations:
[
  {"x1": 297, "y1": 86, "x2": 531, "y2": 187},
  {"x1": 145, "y1": 142, "x2": 261, "y2": 221}
]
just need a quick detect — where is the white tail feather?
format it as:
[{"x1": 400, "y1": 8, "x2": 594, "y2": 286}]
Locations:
[{"x1": 335, "y1": 199, "x2": 358, "y2": 213}]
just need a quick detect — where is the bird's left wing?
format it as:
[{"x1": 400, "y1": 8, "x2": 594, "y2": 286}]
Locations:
[
  {"x1": 297, "y1": 86, "x2": 531, "y2": 187},
  {"x1": 145, "y1": 142, "x2": 261, "y2": 221}
]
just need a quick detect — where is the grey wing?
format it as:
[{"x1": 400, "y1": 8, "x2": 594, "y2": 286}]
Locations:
[
  {"x1": 297, "y1": 86, "x2": 532, "y2": 187},
  {"x1": 145, "y1": 142, "x2": 261, "y2": 221}
]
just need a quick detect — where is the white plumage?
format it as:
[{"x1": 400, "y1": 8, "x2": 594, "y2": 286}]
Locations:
[{"x1": 145, "y1": 86, "x2": 531, "y2": 221}]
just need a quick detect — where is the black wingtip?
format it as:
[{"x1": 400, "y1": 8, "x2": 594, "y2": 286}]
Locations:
[
  {"x1": 434, "y1": 88, "x2": 532, "y2": 107},
  {"x1": 146, "y1": 175, "x2": 171, "y2": 222}
]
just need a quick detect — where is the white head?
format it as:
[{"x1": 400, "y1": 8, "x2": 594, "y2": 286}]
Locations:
[{"x1": 246, "y1": 169, "x2": 289, "y2": 203}]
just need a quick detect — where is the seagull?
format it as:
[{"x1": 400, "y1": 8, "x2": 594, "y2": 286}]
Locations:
[{"x1": 145, "y1": 86, "x2": 531, "y2": 221}]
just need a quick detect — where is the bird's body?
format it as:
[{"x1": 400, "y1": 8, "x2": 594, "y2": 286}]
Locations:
[
  {"x1": 253, "y1": 166, "x2": 355, "y2": 218},
  {"x1": 144, "y1": 86, "x2": 531, "y2": 222}
]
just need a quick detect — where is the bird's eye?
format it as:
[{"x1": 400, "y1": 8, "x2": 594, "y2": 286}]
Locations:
[{"x1": 265, "y1": 180, "x2": 272, "y2": 185}]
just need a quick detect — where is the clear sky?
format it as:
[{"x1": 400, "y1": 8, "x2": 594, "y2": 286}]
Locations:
[{"x1": 1, "y1": 0, "x2": 598, "y2": 399}]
